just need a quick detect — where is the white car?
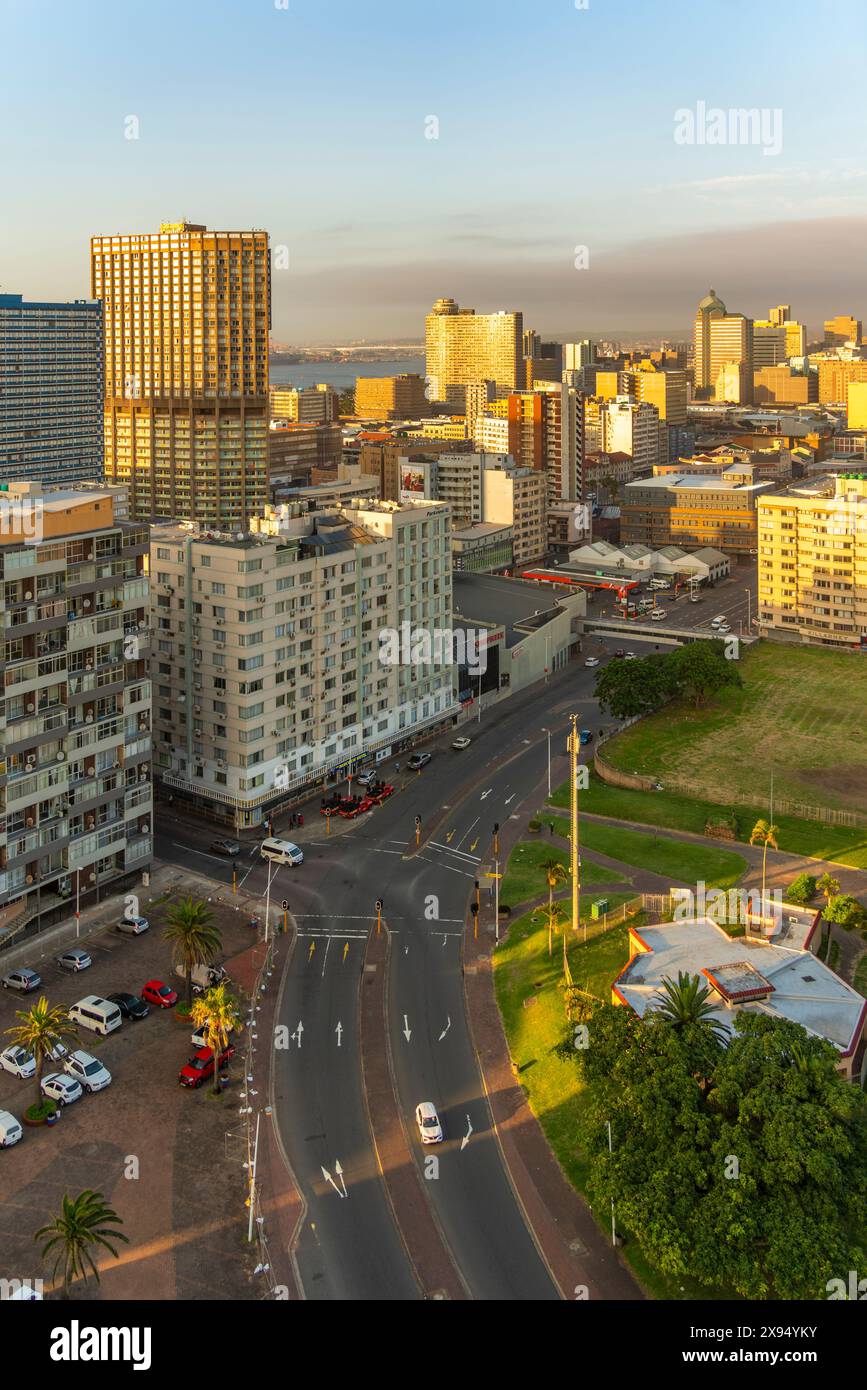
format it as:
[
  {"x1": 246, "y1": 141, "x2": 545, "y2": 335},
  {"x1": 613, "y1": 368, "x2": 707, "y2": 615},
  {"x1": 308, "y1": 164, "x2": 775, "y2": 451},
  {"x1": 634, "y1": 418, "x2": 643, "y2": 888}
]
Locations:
[
  {"x1": 623, "y1": 652, "x2": 638, "y2": 661},
  {"x1": 584, "y1": 657, "x2": 600, "y2": 668},
  {"x1": 712, "y1": 614, "x2": 726, "y2": 624},
  {"x1": 41, "y1": 1073, "x2": 83, "y2": 1106},
  {"x1": 0, "y1": 1045, "x2": 36, "y2": 1080},
  {"x1": 46, "y1": 1040, "x2": 71, "y2": 1065},
  {"x1": 717, "y1": 624, "x2": 731, "y2": 635},
  {"x1": 355, "y1": 770, "x2": 376, "y2": 788},
  {"x1": 451, "y1": 736, "x2": 472, "y2": 750},
  {"x1": 0, "y1": 1111, "x2": 23, "y2": 1149},
  {"x1": 117, "y1": 915, "x2": 149, "y2": 936},
  {"x1": 415, "y1": 1101, "x2": 443, "y2": 1144},
  {"x1": 650, "y1": 609, "x2": 666, "y2": 621},
  {"x1": 63, "y1": 1050, "x2": 112, "y2": 1094}
]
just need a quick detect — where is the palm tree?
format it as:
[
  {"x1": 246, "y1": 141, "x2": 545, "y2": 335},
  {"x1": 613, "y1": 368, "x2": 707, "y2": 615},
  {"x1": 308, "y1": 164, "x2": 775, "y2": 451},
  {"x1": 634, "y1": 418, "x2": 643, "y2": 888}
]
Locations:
[
  {"x1": 190, "y1": 983, "x2": 242, "y2": 1095},
  {"x1": 816, "y1": 873, "x2": 841, "y2": 958},
  {"x1": 4, "y1": 996, "x2": 79, "y2": 1112},
  {"x1": 540, "y1": 857, "x2": 569, "y2": 956},
  {"x1": 163, "y1": 896, "x2": 222, "y2": 1006},
  {"x1": 749, "y1": 818, "x2": 780, "y2": 924},
  {"x1": 653, "y1": 971, "x2": 729, "y2": 1043},
  {"x1": 35, "y1": 1190, "x2": 128, "y2": 1297}
]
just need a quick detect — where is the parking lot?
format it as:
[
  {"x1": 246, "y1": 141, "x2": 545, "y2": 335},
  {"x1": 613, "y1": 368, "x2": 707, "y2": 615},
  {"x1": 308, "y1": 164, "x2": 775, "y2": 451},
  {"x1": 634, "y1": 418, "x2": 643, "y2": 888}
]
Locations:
[
  {"x1": 0, "y1": 885, "x2": 262, "y2": 1300},
  {"x1": 583, "y1": 558, "x2": 758, "y2": 637}
]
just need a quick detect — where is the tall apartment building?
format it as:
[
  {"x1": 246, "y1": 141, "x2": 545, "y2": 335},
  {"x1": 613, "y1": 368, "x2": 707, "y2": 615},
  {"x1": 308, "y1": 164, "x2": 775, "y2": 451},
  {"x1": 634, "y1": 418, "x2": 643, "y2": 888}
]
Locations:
[
  {"x1": 473, "y1": 414, "x2": 510, "y2": 455},
  {"x1": 0, "y1": 484, "x2": 152, "y2": 938},
  {"x1": 0, "y1": 294, "x2": 103, "y2": 486},
  {"x1": 91, "y1": 220, "x2": 271, "y2": 528},
  {"x1": 817, "y1": 358, "x2": 867, "y2": 405},
  {"x1": 269, "y1": 383, "x2": 338, "y2": 423},
  {"x1": 485, "y1": 384, "x2": 583, "y2": 503},
  {"x1": 757, "y1": 474, "x2": 867, "y2": 647},
  {"x1": 150, "y1": 500, "x2": 455, "y2": 828},
  {"x1": 354, "y1": 373, "x2": 428, "y2": 421},
  {"x1": 623, "y1": 367, "x2": 688, "y2": 426},
  {"x1": 399, "y1": 452, "x2": 546, "y2": 564},
  {"x1": 621, "y1": 470, "x2": 773, "y2": 553},
  {"x1": 563, "y1": 341, "x2": 595, "y2": 371},
  {"x1": 769, "y1": 305, "x2": 791, "y2": 326},
  {"x1": 693, "y1": 289, "x2": 753, "y2": 402},
  {"x1": 824, "y1": 315, "x2": 863, "y2": 349},
  {"x1": 752, "y1": 320, "x2": 788, "y2": 368},
  {"x1": 784, "y1": 321, "x2": 807, "y2": 359},
  {"x1": 602, "y1": 397, "x2": 660, "y2": 476},
  {"x1": 425, "y1": 297, "x2": 522, "y2": 405}
]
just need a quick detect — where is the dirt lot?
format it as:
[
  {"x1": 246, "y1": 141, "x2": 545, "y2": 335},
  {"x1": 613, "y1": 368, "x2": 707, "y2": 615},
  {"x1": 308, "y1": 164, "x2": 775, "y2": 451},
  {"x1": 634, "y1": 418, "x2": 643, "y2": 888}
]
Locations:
[{"x1": 0, "y1": 889, "x2": 264, "y2": 1300}]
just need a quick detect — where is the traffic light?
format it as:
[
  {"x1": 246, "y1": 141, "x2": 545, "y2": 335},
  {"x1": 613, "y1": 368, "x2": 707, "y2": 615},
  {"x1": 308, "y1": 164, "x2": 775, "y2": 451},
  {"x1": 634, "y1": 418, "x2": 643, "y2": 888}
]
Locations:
[{"x1": 493, "y1": 822, "x2": 500, "y2": 855}]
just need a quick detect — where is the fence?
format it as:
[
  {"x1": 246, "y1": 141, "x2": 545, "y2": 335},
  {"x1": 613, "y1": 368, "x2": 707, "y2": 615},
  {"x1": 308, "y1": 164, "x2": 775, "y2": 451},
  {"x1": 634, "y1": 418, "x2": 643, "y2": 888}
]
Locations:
[{"x1": 660, "y1": 776, "x2": 864, "y2": 830}]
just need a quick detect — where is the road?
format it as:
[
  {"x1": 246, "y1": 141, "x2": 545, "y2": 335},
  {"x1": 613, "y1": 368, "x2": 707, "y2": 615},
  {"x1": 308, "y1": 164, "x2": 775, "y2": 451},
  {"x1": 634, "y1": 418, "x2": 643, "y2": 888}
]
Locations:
[{"x1": 155, "y1": 634, "x2": 659, "y2": 1299}]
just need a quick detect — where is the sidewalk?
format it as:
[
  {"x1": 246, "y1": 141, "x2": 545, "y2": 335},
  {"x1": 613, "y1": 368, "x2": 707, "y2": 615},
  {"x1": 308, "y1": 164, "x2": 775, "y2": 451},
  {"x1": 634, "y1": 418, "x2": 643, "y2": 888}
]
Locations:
[{"x1": 465, "y1": 766, "x2": 644, "y2": 1301}]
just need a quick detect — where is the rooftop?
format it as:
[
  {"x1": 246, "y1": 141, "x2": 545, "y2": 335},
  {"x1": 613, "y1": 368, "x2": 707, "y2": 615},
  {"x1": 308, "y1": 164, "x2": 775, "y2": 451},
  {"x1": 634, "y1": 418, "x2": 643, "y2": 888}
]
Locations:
[{"x1": 453, "y1": 571, "x2": 573, "y2": 647}]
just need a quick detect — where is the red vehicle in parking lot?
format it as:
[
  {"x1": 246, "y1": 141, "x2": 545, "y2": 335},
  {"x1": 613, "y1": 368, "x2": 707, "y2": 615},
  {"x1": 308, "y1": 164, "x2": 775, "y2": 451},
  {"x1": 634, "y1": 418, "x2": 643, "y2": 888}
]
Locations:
[
  {"x1": 178, "y1": 1043, "x2": 235, "y2": 1088},
  {"x1": 141, "y1": 979, "x2": 178, "y2": 1009},
  {"x1": 339, "y1": 795, "x2": 374, "y2": 819}
]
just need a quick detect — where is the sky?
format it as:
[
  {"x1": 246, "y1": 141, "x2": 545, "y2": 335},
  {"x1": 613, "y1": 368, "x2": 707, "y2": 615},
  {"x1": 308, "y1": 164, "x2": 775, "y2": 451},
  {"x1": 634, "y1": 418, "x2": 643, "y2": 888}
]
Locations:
[{"x1": 2, "y1": 0, "x2": 867, "y2": 344}]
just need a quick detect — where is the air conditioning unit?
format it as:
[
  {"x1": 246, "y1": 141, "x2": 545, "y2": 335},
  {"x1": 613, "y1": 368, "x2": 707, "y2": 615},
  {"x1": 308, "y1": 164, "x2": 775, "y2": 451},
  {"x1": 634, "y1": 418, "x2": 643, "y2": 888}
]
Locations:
[
  {"x1": 194, "y1": 658, "x2": 201, "y2": 666},
  {"x1": 88, "y1": 768, "x2": 96, "y2": 777},
  {"x1": 86, "y1": 662, "x2": 93, "y2": 671},
  {"x1": 24, "y1": 591, "x2": 33, "y2": 601},
  {"x1": 26, "y1": 703, "x2": 34, "y2": 713},
  {"x1": 25, "y1": 755, "x2": 35, "y2": 767},
  {"x1": 112, "y1": 761, "x2": 120, "y2": 769}
]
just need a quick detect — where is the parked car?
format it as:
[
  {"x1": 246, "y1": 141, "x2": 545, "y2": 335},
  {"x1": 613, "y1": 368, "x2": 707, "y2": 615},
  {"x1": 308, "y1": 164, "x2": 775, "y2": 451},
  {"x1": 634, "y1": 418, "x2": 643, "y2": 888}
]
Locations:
[
  {"x1": 107, "y1": 992, "x2": 150, "y2": 1021},
  {"x1": 46, "y1": 1040, "x2": 71, "y2": 1065},
  {"x1": 0, "y1": 1110, "x2": 23, "y2": 1148},
  {"x1": 408, "y1": 752, "x2": 432, "y2": 770},
  {"x1": 178, "y1": 1044, "x2": 235, "y2": 1089},
  {"x1": 712, "y1": 614, "x2": 727, "y2": 624},
  {"x1": 584, "y1": 657, "x2": 600, "y2": 668},
  {"x1": 1, "y1": 968, "x2": 42, "y2": 993},
  {"x1": 355, "y1": 770, "x2": 377, "y2": 788},
  {"x1": 210, "y1": 839, "x2": 241, "y2": 856},
  {"x1": 141, "y1": 980, "x2": 178, "y2": 1009},
  {"x1": 579, "y1": 729, "x2": 593, "y2": 745},
  {"x1": 623, "y1": 652, "x2": 638, "y2": 661},
  {"x1": 367, "y1": 782, "x2": 394, "y2": 805},
  {"x1": 191, "y1": 1023, "x2": 237, "y2": 1050},
  {"x1": 339, "y1": 796, "x2": 374, "y2": 819},
  {"x1": 0, "y1": 1045, "x2": 36, "y2": 1080},
  {"x1": 613, "y1": 649, "x2": 626, "y2": 658},
  {"x1": 451, "y1": 736, "x2": 472, "y2": 751},
  {"x1": 650, "y1": 609, "x2": 666, "y2": 622},
  {"x1": 56, "y1": 948, "x2": 92, "y2": 973},
  {"x1": 63, "y1": 1050, "x2": 112, "y2": 1094},
  {"x1": 117, "y1": 915, "x2": 149, "y2": 936},
  {"x1": 173, "y1": 962, "x2": 227, "y2": 996},
  {"x1": 41, "y1": 1073, "x2": 83, "y2": 1107},
  {"x1": 415, "y1": 1101, "x2": 443, "y2": 1144}
]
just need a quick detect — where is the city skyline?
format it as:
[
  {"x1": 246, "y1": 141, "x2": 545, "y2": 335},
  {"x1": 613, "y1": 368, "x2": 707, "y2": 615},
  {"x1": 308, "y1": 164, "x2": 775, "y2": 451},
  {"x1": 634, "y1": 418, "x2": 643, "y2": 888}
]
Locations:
[{"x1": 2, "y1": 0, "x2": 867, "y2": 341}]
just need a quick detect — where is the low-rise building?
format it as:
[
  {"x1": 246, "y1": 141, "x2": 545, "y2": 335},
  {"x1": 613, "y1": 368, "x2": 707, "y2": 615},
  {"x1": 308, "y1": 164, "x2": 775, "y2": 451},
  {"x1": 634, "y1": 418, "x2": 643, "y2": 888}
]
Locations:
[
  {"x1": 621, "y1": 470, "x2": 773, "y2": 554},
  {"x1": 354, "y1": 373, "x2": 428, "y2": 421},
  {"x1": 452, "y1": 571, "x2": 584, "y2": 704},
  {"x1": 451, "y1": 521, "x2": 514, "y2": 573}
]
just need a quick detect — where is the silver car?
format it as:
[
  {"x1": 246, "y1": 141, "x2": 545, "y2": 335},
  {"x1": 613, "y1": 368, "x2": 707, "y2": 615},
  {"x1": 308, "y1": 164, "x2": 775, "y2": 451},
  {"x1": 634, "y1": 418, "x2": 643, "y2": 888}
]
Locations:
[
  {"x1": 57, "y1": 948, "x2": 92, "y2": 973},
  {"x1": 1, "y1": 968, "x2": 42, "y2": 993}
]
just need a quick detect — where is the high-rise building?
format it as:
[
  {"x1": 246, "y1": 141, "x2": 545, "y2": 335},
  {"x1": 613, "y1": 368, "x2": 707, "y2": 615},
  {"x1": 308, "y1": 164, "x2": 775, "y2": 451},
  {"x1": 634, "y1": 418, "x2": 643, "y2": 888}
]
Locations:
[
  {"x1": 622, "y1": 366, "x2": 688, "y2": 425},
  {"x1": 769, "y1": 305, "x2": 791, "y2": 326},
  {"x1": 757, "y1": 474, "x2": 867, "y2": 647},
  {"x1": 563, "y1": 341, "x2": 595, "y2": 372},
  {"x1": 0, "y1": 294, "x2": 103, "y2": 486},
  {"x1": 784, "y1": 321, "x2": 807, "y2": 359},
  {"x1": 425, "y1": 298, "x2": 522, "y2": 405},
  {"x1": 752, "y1": 320, "x2": 788, "y2": 369},
  {"x1": 269, "y1": 383, "x2": 338, "y2": 423},
  {"x1": 0, "y1": 483, "x2": 152, "y2": 935},
  {"x1": 354, "y1": 373, "x2": 428, "y2": 421},
  {"x1": 824, "y1": 314, "x2": 863, "y2": 349},
  {"x1": 150, "y1": 500, "x2": 456, "y2": 827},
  {"x1": 817, "y1": 358, "x2": 867, "y2": 405},
  {"x1": 602, "y1": 397, "x2": 660, "y2": 476},
  {"x1": 91, "y1": 220, "x2": 271, "y2": 528},
  {"x1": 693, "y1": 289, "x2": 753, "y2": 402},
  {"x1": 402, "y1": 452, "x2": 546, "y2": 564}
]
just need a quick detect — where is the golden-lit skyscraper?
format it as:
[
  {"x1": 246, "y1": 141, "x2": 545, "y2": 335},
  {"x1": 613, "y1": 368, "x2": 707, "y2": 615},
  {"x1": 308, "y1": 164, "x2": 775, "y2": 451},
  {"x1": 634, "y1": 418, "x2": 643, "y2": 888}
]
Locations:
[
  {"x1": 90, "y1": 220, "x2": 271, "y2": 527},
  {"x1": 824, "y1": 314, "x2": 863, "y2": 348},
  {"x1": 425, "y1": 298, "x2": 522, "y2": 406},
  {"x1": 693, "y1": 289, "x2": 753, "y2": 402}
]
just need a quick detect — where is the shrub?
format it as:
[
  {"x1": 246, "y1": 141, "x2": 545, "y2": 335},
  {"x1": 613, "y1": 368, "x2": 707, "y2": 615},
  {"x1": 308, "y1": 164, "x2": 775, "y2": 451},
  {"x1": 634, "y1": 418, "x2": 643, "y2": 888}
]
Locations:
[
  {"x1": 785, "y1": 872, "x2": 817, "y2": 904},
  {"x1": 824, "y1": 895, "x2": 867, "y2": 932}
]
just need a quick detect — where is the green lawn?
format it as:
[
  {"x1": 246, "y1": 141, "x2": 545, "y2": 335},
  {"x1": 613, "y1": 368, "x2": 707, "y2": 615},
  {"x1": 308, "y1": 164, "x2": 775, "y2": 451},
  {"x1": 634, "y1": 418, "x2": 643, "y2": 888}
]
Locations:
[
  {"x1": 571, "y1": 821, "x2": 747, "y2": 890},
  {"x1": 549, "y1": 773, "x2": 867, "y2": 869},
  {"x1": 599, "y1": 642, "x2": 867, "y2": 818},
  {"x1": 501, "y1": 837, "x2": 625, "y2": 908},
  {"x1": 493, "y1": 909, "x2": 727, "y2": 1300}
]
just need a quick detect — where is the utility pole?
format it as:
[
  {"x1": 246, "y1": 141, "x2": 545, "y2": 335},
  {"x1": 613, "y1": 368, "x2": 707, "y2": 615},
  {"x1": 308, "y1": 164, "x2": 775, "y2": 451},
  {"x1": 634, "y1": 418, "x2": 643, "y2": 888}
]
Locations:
[
  {"x1": 247, "y1": 1109, "x2": 261, "y2": 1243},
  {"x1": 542, "y1": 727, "x2": 551, "y2": 797}
]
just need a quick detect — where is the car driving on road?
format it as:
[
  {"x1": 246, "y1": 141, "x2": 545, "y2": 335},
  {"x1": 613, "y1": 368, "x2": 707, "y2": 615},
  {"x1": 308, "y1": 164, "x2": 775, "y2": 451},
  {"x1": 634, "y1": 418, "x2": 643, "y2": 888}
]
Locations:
[
  {"x1": 415, "y1": 1101, "x2": 443, "y2": 1144},
  {"x1": 451, "y1": 736, "x2": 472, "y2": 750},
  {"x1": 408, "y1": 752, "x2": 432, "y2": 770},
  {"x1": 210, "y1": 839, "x2": 241, "y2": 856}
]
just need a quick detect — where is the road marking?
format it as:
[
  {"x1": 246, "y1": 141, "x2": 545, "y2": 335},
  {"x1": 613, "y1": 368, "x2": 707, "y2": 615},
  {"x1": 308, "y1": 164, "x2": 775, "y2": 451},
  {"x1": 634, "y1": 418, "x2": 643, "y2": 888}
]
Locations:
[
  {"x1": 292, "y1": 1021, "x2": 304, "y2": 1048},
  {"x1": 445, "y1": 829, "x2": 456, "y2": 843},
  {"x1": 454, "y1": 816, "x2": 479, "y2": 850},
  {"x1": 171, "y1": 843, "x2": 232, "y2": 865},
  {"x1": 480, "y1": 789, "x2": 492, "y2": 800},
  {"x1": 335, "y1": 1021, "x2": 343, "y2": 1047},
  {"x1": 428, "y1": 840, "x2": 481, "y2": 864},
  {"x1": 438, "y1": 1017, "x2": 451, "y2": 1041},
  {"x1": 402, "y1": 1014, "x2": 412, "y2": 1042},
  {"x1": 342, "y1": 942, "x2": 350, "y2": 964},
  {"x1": 461, "y1": 1116, "x2": 473, "y2": 1150},
  {"x1": 238, "y1": 863, "x2": 257, "y2": 888},
  {"x1": 321, "y1": 934, "x2": 331, "y2": 977},
  {"x1": 321, "y1": 1164, "x2": 347, "y2": 1199},
  {"x1": 504, "y1": 794, "x2": 516, "y2": 805},
  {"x1": 297, "y1": 930, "x2": 368, "y2": 939},
  {"x1": 469, "y1": 838, "x2": 479, "y2": 852},
  {"x1": 372, "y1": 848, "x2": 404, "y2": 857},
  {"x1": 308, "y1": 941, "x2": 316, "y2": 961}
]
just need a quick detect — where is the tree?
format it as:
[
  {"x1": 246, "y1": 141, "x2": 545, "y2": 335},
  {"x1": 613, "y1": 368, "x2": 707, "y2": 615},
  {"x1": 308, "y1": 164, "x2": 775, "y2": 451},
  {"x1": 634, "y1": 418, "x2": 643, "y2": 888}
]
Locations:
[
  {"x1": 749, "y1": 818, "x2": 779, "y2": 916},
  {"x1": 785, "y1": 872, "x2": 816, "y2": 905},
  {"x1": 338, "y1": 387, "x2": 355, "y2": 415},
  {"x1": 817, "y1": 872, "x2": 841, "y2": 907},
  {"x1": 594, "y1": 653, "x2": 674, "y2": 721},
  {"x1": 824, "y1": 894, "x2": 867, "y2": 935},
  {"x1": 190, "y1": 983, "x2": 242, "y2": 1095},
  {"x1": 653, "y1": 971, "x2": 730, "y2": 1045},
  {"x1": 163, "y1": 897, "x2": 221, "y2": 1007},
  {"x1": 4, "y1": 996, "x2": 79, "y2": 1112},
  {"x1": 531, "y1": 902, "x2": 569, "y2": 974},
  {"x1": 573, "y1": 1005, "x2": 867, "y2": 1298},
  {"x1": 35, "y1": 1190, "x2": 128, "y2": 1297},
  {"x1": 668, "y1": 640, "x2": 743, "y2": 708},
  {"x1": 539, "y1": 857, "x2": 569, "y2": 956}
]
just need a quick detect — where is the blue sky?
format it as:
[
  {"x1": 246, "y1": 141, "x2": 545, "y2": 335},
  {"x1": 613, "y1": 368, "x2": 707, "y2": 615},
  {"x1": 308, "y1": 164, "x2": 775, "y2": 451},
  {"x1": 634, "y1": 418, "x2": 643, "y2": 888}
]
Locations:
[{"x1": 2, "y1": 0, "x2": 866, "y2": 341}]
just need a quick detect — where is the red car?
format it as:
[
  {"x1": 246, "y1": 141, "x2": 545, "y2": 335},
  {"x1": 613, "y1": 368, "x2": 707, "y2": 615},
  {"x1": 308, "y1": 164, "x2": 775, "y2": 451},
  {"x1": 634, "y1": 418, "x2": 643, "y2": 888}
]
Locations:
[
  {"x1": 178, "y1": 1044, "x2": 235, "y2": 1088},
  {"x1": 339, "y1": 796, "x2": 374, "y2": 819},
  {"x1": 369, "y1": 783, "x2": 394, "y2": 805},
  {"x1": 141, "y1": 979, "x2": 178, "y2": 1009}
]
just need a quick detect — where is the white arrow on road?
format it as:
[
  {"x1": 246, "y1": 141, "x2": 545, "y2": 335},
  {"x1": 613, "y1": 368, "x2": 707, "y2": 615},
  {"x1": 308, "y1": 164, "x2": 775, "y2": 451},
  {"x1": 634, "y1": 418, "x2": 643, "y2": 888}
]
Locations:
[
  {"x1": 438, "y1": 1017, "x2": 451, "y2": 1042},
  {"x1": 504, "y1": 794, "x2": 515, "y2": 805},
  {"x1": 480, "y1": 789, "x2": 492, "y2": 800},
  {"x1": 335, "y1": 1021, "x2": 343, "y2": 1047},
  {"x1": 335, "y1": 1159, "x2": 348, "y2": 1198},
  {"x1": 461, "y1": 1115, "x2": 473, "y2": 1151},
  {"x1": 402, "y1": 1014, "x2": 412, "y2": 1042},
  {"x1": 292, "y1": 1021, "x2": 304, "y2": 1048},
  {"x1": 321, "y1": 1165, "x2": 346, "y2": 1198}
]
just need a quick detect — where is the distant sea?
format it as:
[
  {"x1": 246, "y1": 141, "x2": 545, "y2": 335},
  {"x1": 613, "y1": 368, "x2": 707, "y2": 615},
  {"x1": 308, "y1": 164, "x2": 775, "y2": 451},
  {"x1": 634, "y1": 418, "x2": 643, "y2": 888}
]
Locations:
[{"x1": 270, "y1": 356, "x2": 424, "y2": 390}]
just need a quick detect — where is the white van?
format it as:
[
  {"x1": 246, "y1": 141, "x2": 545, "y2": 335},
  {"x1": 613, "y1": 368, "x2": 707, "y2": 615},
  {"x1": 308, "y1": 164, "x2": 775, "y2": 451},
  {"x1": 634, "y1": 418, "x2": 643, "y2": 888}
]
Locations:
[
  {"x1": 68, "y1": 995, "x2": 122, "y2": 1036},
  {"x1": 0, "y1": 1110, "x2": 22, "y2": 1148},
  {"x1": 259, "y1": 838, "x2": 304, "y2": 866}
]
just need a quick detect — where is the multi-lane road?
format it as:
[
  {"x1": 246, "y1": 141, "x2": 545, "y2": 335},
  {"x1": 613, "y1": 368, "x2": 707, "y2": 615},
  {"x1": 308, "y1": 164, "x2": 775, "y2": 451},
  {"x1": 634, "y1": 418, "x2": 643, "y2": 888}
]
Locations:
[{"x1": 156, "y1": 634, "x2": 658, "y2": 1299}]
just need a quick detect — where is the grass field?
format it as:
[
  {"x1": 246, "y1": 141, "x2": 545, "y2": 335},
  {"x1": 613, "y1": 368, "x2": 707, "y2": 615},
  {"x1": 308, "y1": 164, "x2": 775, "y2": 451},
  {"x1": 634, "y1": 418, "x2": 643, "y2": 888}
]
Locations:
[
  {"x1": 493, "y1": 909, "x2": 728, "y2": 1300},
  {"x1": 541, "y1": 814, "x2": 747, "y2": 890},
  {"x1": 549, "y1": 773, "x2": 867, "y2": 869},
  {"x1": 601, "y1": 642, "x2": 867, "y2": 816},
  {"x1": 500, "y1": 839, "x2": 624, "y2": 907}
]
